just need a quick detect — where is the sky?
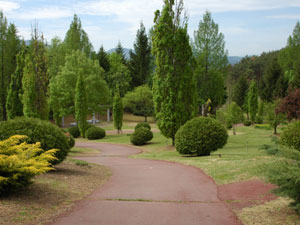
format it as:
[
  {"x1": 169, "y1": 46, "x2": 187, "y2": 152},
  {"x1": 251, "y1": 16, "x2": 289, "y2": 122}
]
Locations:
[{"x1": 1, "y1": 0, "x2": 300, "y2": 56}]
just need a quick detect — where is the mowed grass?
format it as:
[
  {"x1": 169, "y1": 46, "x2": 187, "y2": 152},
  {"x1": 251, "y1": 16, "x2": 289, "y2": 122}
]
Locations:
[
  {"x1": 97, "y1": 125, "x2": 276, "y2": 185},
  {"x1": 0, "y1": 154, "x2": 110, "y2": 225}
]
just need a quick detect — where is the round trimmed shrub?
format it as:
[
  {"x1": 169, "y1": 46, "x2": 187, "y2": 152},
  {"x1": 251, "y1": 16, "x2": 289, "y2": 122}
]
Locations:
[
  {"x1": 67, "y1": 135, "x2": 75, "y2": 148},
  {"x1": 175, "y1": 117, "x2": 228, "y2": 156},
  {"x1": 135, "y1": 122, "x2": 151, "y2": 131},
  {"x1": 68, "y1": 126, "x2": 80, "y2": 138},
  {"x1": 130, "y1": 127, "x2": 153, "y2": 146},
  {"x1": 243, "y1": 120, "x2": 251, "y2": 126},
  {"x1": 281, "y1": 121, "x2": 300, "y2": 151},
  {"x1": 0, "y1": 117, "x2": 70, "y2": 164},
  {"x1": 85, "y1": 127, "x2": 106, "y2": 140},
  {"x1": 256, "y1": 116, "x2": 263, "y2": 124}
]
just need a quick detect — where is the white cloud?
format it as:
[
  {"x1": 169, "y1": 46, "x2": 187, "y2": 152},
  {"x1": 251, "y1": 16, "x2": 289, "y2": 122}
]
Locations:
[
  {"x1": 0, "y1": 1, "x2": 20, "y2": 12},
  {"x1": 267, "y1": 14, "x2": 300, "y2": 19}
]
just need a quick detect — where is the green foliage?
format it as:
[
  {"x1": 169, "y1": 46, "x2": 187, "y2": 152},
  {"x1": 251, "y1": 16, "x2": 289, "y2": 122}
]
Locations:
[
  {"x1": 135, "y1": 122, "x2": 151, "y2": 131},
  {"x1": 243, "y1": 120, "x2": 252, "y2": 126},
  {"x1": 123, "y1": 85, "x2": 154, "y2": 121},
  {"x1": 152, "y1": 0, "x2": 197, "y2": 145},
  {"x1": 226, "y1": 102, "x2": 244, "y2": 135},
  {"x1": 47, "y1": 37, "x2": 66, "y2": 79},
  {"x1": 193, "y1": 10, "x2": 228, "y2": 111},
  {"x1": 64, "y1": 14, "x2": 93, "y2": 58},
  {"x1": 130, "y1": 127, "x2": 153, "y2": 146},
  {"x1": 85, "y1": 127, "x2": 106, "y2": 140},
  {"x1": 248, "y1": 81, "x2": 258, "y2": 124},
  {"x1": 216, "y1": 108, "x2": 227, "y2": 127},
  {"x1": 68, "y1": 126, "x2": 81, "y2": 138},
  {"x1": 22, "y1": 27, "x2": 49, "y2": 120},
  {"x1": 75, "y1": 73, "x2": 88, "y2": 138},
  {"x1": 97, "y1": 45, "x2": 110, "y2": 73},
  {"x1": 129, "y1": 22, "x2": 152, "y2": 87},
  {"x1": 0, "y1": 117, "x2": 70, "y2": 164},
  {"x1": 0, "y1": 135, "x2": 57, "y2": 194},
  {"x1": 49, "y1": 50, "x2": 111, "y2": 122},
  {"x1": 67, "y1": 135, "x2": 75, "y2": 148},
  {"x1": 263, "y1": 146, "x2": 300, "y2": 212},
  {"x1": 265, "y1": 101, "x2": 285, "y2": 134},
  {"x1": 281, "y1": 121, "x2": 300, "y2": 151},
  {"x1": 232, "y1": 76, "x2": 248, "y2": 108},
  {"x1": 175, "y1": 117, "x2": 228, "y2": 156},
  {"x1": 107, "y1": 52, "x2": 131, "y2": 97},
  {"x1": 113, "y1": 91, "x2": 123, "y2": 133}
]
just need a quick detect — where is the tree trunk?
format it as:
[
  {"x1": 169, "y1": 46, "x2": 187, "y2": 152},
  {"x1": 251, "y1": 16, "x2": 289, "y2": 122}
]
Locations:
[
  {"x1": 172, "y1": 137, "x2": 175, "y2": 146},
  {"x1": 145, "y1": 116, "x2": 147, "y2": 122},
  {"x1": 274, "y1": 125, "x2": 277, "y2": 135},
  {"x1": 233, "y1": 125, "x2": 236, "y2": 135}
]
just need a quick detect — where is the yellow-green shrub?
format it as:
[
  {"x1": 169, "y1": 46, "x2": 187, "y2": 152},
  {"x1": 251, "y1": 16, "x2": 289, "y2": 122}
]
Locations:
[{"x1": 0, "y1": 135, "x2": 57, "y2": 194}]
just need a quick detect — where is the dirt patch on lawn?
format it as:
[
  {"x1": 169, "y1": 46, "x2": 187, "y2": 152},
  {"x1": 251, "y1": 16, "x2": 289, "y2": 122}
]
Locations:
[
  {"x1": 0, "y1": 160, "x2": 110, "y2": 225},
  {"x1": 218, "y1": 180, "x2": 277, "y2": 210}
]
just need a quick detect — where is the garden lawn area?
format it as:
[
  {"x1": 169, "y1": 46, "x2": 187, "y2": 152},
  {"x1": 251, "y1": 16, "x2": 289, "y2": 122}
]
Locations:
[
  {"x1": 0, "y1": 156, "x2": 110, "y2": 225},
  {"x1": 97, "y1": 125, "x2": 276, "y2": 184}
]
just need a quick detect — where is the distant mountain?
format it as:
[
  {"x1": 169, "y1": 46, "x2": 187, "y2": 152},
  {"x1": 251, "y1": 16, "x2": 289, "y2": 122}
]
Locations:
[
  {"x1": 228, "y1": 56, "x2": 243, "y2": 65},
  {"x1": 107, "y1": 48, "x2": 131, "y2": 59}
]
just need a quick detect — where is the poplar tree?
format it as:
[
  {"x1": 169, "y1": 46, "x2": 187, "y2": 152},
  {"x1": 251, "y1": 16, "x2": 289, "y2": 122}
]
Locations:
[
  {"x1": 248, "y1": 81, "x2": 258, "y2": 124},
  {"x1": 152, "y1": 0, "x2": 197, "y2": 145},
  {"x1": 113, "y1": 90, "x2": 123, "y2": 134},
  {"x1": 22, "y1": 27, "x2": 49, "y2": 120},
  {"x1": 97, "y1": 45, "x2": 110, "y2": 73},
  {"x1": 75, "y1": 73, "x2": 88, "y2": 137},
  {"x1": 129, "y1": 22, "x2": 152, "y2": 87},
  {"x1": 6, "y1": 42, "x2": 27, "y2": 119}
]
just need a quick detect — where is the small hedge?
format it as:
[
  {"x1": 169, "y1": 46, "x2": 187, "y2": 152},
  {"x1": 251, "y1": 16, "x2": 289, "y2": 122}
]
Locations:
[
  {"x1": 243, "y1": 120, "x2": 252, "y2": 126},
  {"x1": 67, "y1": 135, "x2": 75, "y2": 148},
  {"x1": 68, "y1": 126, "x2": 80, "y2": 138},
  {"x1": 0, "y1": 117, "x2": 70, "y2": 165},
  {"x1": 0, "y1": 135, "x2": 56, "y2": 194},
  {"x1": 135, "y1": 122, "x2": 151, "y2": 131},
  {"x1": 85, "y1": 127, "x2": 106, "y2": 140},
  {"x1": 281, "y1": 121, "x2": 300, "y2": 151},
  {"x1": 130, "y1": 127, "x2": 153, "y2": 146},
  {"x1": 175, "y1": 117, "x2": 228, "y2": 156}
]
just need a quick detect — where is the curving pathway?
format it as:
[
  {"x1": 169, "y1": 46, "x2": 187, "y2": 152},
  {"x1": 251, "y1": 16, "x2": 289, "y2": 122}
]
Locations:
[{"x1": 53, "y1": 142, "x2": 242, "y2": 225}]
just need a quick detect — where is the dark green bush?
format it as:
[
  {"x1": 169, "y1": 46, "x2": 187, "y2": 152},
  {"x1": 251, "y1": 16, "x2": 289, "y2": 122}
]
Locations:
[
  {"x1": 130, "y1": 127, "x2": 153, "y2": 146},
  {"x1": 135, "y1": 122, "x2": 151, "y2": 131},
  {"x1": 226, "y1": 121, "x2": 232, "y2": 129},
  {"x1": 255, "y1": 116, "x2": 263, "y2": 124},
  {"x1": 67, "y1": 135, "x2": 75, "y2": 148},
  {"x1": 85, "y1": 127, "x2": 106, "y2": 140},
  {"x1": 175, "y1": 117, "x2": 228, "y2": 156},
  {"x1": 281, "y1": 121, "x2": 300, "y2": 151},
  {"x1": 243, "y1": 120, "x2": 251, "y2": 126},
  {"x1": 68, "y1": 126, "x2": 80, "y2": 138},
  {"x1": 0, "y1": 117, "x2": 70, "y2": 164}
]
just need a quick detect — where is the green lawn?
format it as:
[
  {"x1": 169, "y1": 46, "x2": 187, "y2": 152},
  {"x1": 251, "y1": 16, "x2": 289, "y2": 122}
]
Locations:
[{"x1": 96, "y1": 125, "x2": 277, "y2": 184}]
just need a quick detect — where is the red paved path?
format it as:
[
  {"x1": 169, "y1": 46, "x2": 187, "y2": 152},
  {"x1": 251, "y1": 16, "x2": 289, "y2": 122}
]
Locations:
[{"x1": 52, "y1": 142, "x2": 242, "y2": 225}]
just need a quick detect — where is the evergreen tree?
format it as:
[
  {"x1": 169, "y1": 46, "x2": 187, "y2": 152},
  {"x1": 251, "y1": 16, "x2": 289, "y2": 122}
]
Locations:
[
  {"x1": 115, "y1": 41, "x2": 127, "y2": 64},
  {"x1": 129, "y1": 22, "x2": 152, "y2": 88},
  {"x1": 113, "y1": 90, "x2": 123, "y2": 134},
  {"x1": 48, "y1": 37, "x2": 66, "y2": 79},
  {"x1": 97, "y1": 45, "x2": 110, "y2": 73},
  {"x1": 0, "y1": 11, "x2": 7, "y2": 121},
  {"x1": 75, "y1": 73, "x2": 88, "y2": 138},
  {"x1": 152, "y1": 0, "x2": 197, "y2": 145},
  {"x1": 193, "y1": 10, "x2": 228, "y2": 112},
  {"x1": 64, "y1": 14, "x2": 93, "y2": 58},
  {"x1": 248, "y1": 81, "x2": 258, "y2": 124},
  {"x1": 22, "y1": 27, "x2": 49, "y2": 120},
  {"x1": 6, "y1": 42, "x2": 27, "y2": 119},
  {"x1": 232, "y1": 75, "x2": 248, "y2": 108}
]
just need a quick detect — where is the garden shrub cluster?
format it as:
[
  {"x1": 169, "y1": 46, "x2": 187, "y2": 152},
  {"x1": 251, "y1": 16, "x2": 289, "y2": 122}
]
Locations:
[
  {"x1": 0, "y1": 135, "x2": 57, "y2": 194},
  {"x1": 243, "y1": 120, "x2": 252, "y2": 126},
  {"x1": 68, "y1": 126, "x2": 81, "y2": 138},
  {"x1": 0, "y1": 117, "x2": 70, "y2": 164},
  {"x1": 130, "y1": 127, "x2": 153, "y2": 146},
  {"x1": 280, "y1": 121, "x2": 300, "y2": 151},
  {"x1": 85, "y1": 127, "x2": 106, "y2": 140},
  {"x1": 175, "y1": 117, "x2": 228, "y2": 156},
  {"x1": 135, "y1": 122, "x2": 151, "y2": 131}
]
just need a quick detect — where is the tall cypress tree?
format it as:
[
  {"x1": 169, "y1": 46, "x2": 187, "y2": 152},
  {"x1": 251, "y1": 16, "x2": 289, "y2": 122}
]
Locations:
[
  {"x1": 152, "y1": 0, "x2": 197, "y2": 145},
  {"x1": 248, "y1": 81, "x2": 258, "y2": 124},
  {"x1": 6, "y1": 41, "x2": 27, "y2": 119},
  {"x1": 113, "y1": 90, "x2": 123, "y2": 134},
  {"x1": 97, "y1": 45, "x2": 110, "y2": 73},
  {"x1": 232, "y1": 76, "x2": 248, "y2": 108},
  {"x1": 0, "y1": 11, "x2": 7, "y2": 121},
  {"x1": 115, "y1": 41, "x2": 127, "y2": 64},
  {"x1": 75, "y1": 72, "x2": 88, "y2": 137},
  {"x1": 129, "y1": 22, "x2": 152, "y2": 88},
  {"x1": 22, "y1": 26, "x2": 49, "y2": 120}
]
